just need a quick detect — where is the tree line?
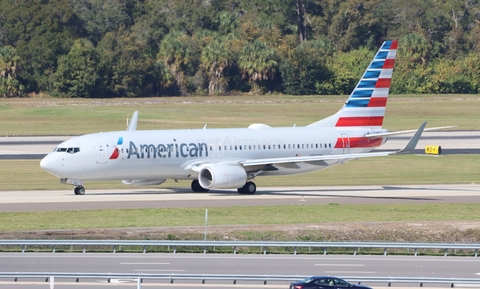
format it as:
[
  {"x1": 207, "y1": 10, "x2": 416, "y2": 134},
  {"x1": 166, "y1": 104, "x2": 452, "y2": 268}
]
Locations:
[{"x1": 1, "y1": 0, "x2": 480, "y2": 98}]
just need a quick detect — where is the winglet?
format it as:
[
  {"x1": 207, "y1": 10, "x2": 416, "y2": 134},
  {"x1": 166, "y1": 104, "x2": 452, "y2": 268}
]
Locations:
[
  {"x1": 396, "y1": 121, "x2": 427, "y2": 154},
  {"x1": 127, "y1": 111, "x2": 139, "y2": 131}
]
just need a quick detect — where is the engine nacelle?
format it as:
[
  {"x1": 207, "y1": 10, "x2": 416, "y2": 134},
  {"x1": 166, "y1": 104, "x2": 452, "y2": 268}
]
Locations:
[
  {"x1": 122, "y1": 179, "x2": 166, "y2": 186},
  {"x1": 198, "y1": 164, "x2": 247, "y2": 189}
]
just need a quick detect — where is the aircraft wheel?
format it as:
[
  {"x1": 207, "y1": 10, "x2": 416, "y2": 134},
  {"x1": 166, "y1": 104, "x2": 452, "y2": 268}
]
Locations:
[
  {"x1": 74, "y1": 186, "x2": 85, "y2": 195},
  {"x1": 191, "y1": 180, "x2": 209, "y2": 192},
  {"x1": 238, "y1": 182, "x2": 256, "y2": 194}
]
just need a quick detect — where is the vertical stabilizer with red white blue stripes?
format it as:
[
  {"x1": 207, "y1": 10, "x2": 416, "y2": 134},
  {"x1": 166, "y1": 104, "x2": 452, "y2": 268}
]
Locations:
[{"x1": 308, "y1": 40, "x2": 398, "y2": 128}]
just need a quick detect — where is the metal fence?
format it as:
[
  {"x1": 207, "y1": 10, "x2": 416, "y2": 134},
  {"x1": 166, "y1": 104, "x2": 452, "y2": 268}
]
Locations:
[
  {"x1": 2, "y1": 272, "x2": 480, "y2": 287},
  {"x1": 0, "y1": 240, "x2": 479, "y2": 256}
]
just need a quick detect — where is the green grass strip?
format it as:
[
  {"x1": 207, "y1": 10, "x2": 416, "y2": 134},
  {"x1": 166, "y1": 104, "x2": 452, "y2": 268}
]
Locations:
[{"x1": 1, "y1": 203, "x2": 479, "y2": 231}]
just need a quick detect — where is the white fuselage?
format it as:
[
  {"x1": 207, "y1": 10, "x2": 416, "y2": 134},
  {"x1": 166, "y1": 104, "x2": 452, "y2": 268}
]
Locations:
[{"x1": 40, "y1": 125, "x2": 387, "y2": 182}]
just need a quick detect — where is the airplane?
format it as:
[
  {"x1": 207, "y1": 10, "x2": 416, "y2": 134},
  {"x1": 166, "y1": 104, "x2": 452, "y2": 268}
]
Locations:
[{"x1": 40, "y1": 40, "x2": 451, "y2": 195}]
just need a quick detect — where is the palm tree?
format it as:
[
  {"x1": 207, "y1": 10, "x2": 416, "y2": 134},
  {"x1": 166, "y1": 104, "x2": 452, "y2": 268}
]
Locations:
[
  {"x1": 0, "y1": 46, "x2": 23, "y2": 97},
  {"x1": 201, "y1": 39, "x2": 231, "y2": 95},
  {"x1": 399, "y1": 33, "x2": 430, "y2": 66},
  {"x1": 238, "y1": 40, "x2": 278, "y2": 93},
  {"x1": 218, "y1": 12, "x2": 239, "y2": 36},
  {"x1": 157, "y1": 32, "x2": 193, "y2": 95}
]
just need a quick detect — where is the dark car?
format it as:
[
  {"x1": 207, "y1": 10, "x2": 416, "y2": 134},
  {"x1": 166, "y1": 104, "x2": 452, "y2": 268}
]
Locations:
[{"x1": 289, "y1": 276, "x2": 373, "y2": 289}]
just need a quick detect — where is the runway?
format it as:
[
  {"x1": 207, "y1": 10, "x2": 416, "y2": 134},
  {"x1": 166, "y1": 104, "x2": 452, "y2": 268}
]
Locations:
[{"x1": 1, "y1": 184, "x2": 480, "y2": 212}]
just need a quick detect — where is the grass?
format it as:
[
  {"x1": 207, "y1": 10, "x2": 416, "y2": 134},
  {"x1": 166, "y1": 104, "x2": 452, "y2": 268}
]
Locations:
[
  {"x1": 0, "y1": 94, "x2": 479, "y2": 136},
  {"x1": 1, "y1": 203, "x2": 479, "y2": 232}
]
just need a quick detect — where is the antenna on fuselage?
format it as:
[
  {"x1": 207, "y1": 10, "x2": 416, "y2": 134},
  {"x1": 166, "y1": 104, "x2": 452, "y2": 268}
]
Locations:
[{"x1": 127, "y1": 111, "x2": 139, "y2": 131}]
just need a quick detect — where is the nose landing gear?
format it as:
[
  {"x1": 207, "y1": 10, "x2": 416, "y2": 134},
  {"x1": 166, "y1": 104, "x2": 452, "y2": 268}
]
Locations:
[{"x1": 74, "y1": 186, "x2": 85, "y2": 195}]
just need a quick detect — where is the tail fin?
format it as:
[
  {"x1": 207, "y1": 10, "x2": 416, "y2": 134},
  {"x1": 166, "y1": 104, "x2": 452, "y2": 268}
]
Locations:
[{"x1": 308, "y1": 40, "x2": 398, "y2": 128}]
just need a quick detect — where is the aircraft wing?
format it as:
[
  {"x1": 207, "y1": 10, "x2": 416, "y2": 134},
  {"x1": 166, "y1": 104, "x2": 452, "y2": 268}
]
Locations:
[
  {"x1": 241, "y1": 151, "x2": 391, "y2": 167},
  {"x1": 242, "y1": 121, "x2": 428, "y2": 167},
  {"x1": 127, "y1": 111, "x2": 139, "y2": 131}
]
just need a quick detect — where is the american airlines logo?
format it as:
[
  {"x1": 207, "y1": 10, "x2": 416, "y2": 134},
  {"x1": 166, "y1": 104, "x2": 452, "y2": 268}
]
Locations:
[{"x1": 127, "y1": 141, "x2": 209, "y2": 159}]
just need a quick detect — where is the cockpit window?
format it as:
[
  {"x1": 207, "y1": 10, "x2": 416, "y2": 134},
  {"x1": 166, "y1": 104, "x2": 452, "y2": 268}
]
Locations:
[{"x1": 55, "y1": 147, "x2": 80, "y2": 154}]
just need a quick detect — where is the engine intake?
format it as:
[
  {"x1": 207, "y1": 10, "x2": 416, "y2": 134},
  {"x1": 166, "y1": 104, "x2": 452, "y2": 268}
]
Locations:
[{"x1": 198, "y1": 164, "x2": 247, "y2": 189}]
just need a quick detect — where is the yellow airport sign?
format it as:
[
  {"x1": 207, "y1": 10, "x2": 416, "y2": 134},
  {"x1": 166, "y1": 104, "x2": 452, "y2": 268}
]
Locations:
[{"x1": 425, "y1": 145, "x2": 442, "y2": 155}]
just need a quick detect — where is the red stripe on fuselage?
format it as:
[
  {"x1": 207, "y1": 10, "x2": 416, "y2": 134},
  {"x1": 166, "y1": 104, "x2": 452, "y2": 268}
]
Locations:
[
  {"x1": 335, "y1": 116, "x2": 384, "y2": 127},
  {"x1": 334, "y1": 137, "x2": 384, "y2": 149},
  {"x1": 368, "y1": 97, "x2": 387, "y2": 107}
]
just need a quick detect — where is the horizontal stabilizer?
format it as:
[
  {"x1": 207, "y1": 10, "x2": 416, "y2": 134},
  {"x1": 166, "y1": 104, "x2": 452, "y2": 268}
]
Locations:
[{"x1": 365, "y1": 125, "x2": 456, "y2": 138}]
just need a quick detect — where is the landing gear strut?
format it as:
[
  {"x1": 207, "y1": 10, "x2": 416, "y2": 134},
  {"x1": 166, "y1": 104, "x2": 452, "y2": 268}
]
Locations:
[
  {"x1": 237, "y1": 181, "x2": 256, "y2": 194},
  {"x1": 74, "y1": 186, "x2": 85, "y2": 195},
  {"x1": 191, "y1": 180, "x2": 209, "y2": 192}
]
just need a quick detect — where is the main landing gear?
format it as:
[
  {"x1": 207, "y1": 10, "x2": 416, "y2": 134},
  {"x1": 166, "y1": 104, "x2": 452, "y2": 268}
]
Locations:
[
  {"x1": 74, "y1": 186, "x2": 85, "y2": 195},
  {"x1": 190, "y1": 180, "x2": 257, "y2": 194},
  {"x1": 237, "y1": 181, "x2": 256, "y2": 194},
  {"x1": 191, "y1": 180, "x2": 209, "y2": 192}
]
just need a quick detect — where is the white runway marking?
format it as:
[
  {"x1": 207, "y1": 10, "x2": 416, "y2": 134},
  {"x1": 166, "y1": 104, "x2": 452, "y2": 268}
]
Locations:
[
  {"x1": 121, "y1": 262, "x2": 170, "y2": 265},
  {"x1": 324, "y1": 271, "x2": 376, "y2": 274},
  {"x1": 315, "y1": 264, "x2": 364, "y2": 267}
]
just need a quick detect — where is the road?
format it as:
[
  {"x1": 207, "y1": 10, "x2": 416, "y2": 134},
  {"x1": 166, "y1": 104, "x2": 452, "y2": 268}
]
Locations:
[{"x1": 1, "y1": 253, "x2": 479, "y2": 288}]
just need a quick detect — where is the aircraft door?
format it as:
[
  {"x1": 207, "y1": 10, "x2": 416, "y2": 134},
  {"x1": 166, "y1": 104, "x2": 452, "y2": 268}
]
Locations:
[
  {"x1": 93, "y1": 139, "x2": 108, "y2": 164},
  {"x1": 340, "y1": 134, "x2": 350, "y2": 154}
]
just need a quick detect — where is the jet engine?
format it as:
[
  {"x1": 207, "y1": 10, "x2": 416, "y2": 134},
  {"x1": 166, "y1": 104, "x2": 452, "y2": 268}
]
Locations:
[
  {"x1": 122, "y1": 179, "x2": 166, "y2": 186},
  {"x1": 198, "y1": 164, "x2": 247, "y2": 190}
]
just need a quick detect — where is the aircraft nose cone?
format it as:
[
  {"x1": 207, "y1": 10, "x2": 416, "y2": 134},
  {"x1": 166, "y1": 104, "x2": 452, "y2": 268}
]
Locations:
[{"x1": 40, "y1": 154, "x2": 60, "y2": 176}]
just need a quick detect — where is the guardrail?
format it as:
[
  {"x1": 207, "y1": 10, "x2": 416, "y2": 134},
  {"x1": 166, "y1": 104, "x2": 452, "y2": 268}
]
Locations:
[
  {"x1": 0, "y1": 240, "x2": 479, "y2": 256},
  {"x1": 1, "y1": 272, "x2": 480, "y2": 287}
]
